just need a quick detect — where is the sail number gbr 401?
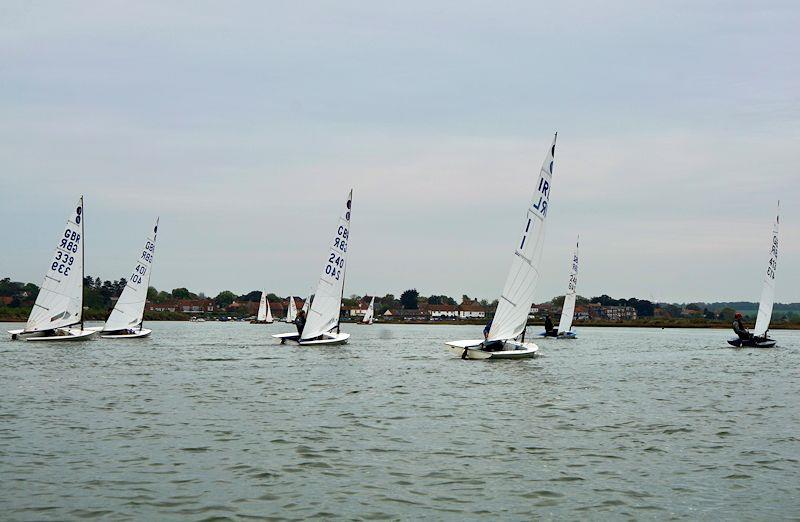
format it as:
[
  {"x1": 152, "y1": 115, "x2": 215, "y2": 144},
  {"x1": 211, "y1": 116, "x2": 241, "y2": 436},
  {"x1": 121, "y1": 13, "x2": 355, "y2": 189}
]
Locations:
[
  {"x1": 325, "y1": 225, "x2": 348, "y2": 280},
  {"x1": 131, "y1": 241, "x2": 155, "y2": 284}
]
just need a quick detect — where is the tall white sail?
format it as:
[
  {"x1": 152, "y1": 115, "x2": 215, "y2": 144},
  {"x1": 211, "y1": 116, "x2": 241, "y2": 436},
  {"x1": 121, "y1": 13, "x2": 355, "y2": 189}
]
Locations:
[
  {"x1": 301, "y1": 190, "x2": 353, "y2": 341},
  {"x1": 753, "y1": 203, "x2": 779, "y2": 337},
  {"x1": 257, "y1": 292, "x2": 267, "y2": 322},
  {"x1": 286, "y1": 296, "x2": 297, "y2": 322},
  {"x1": 103, "y1": 219, "x2": 159, "y2": 332},
  {"x1": 488, "y1": 135, "x2": 557, "y2": 342},
  {"x1": 302, "y1": 295, "x2": 311, "y2": 314},
  {"x1": 362, "y1": 296, "x2": 375, "y2": 324},
  {"x1": 557, "y1": 237, "x2": 579, "y2": 334},
  {"x1": 265, "y1": 299, "x2": 273, "y2": 322},
  {"x1": 26, "y1": 197, "x2": 86, "y2": 332}
]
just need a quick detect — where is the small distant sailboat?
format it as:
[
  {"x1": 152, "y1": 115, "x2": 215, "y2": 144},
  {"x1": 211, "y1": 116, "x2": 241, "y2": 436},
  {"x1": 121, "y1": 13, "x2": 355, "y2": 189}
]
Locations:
[
  {"x1": 99, "y1": 219, "x2": 159, "y2": 338},
  {"x1": 251, "y1": 291, "x2": 274, "y2": 324},
  {"x1": 274, "y1": 189, "x2": 353, "y2": 345},
  {"x1": 728, "y1": 203, "x2": 780, "y2": 348},
  {"x1": 302, "y1": 294, "x2": 311, "y2": 315},
  {"x1": 284, "y1": 296, "x2": 297, "y2": 323},
  {"x1": 541, "y1": 237, "x2": 579, "y2": 339},
  {"x1": 9, "y1": 197, "x2": 96, "y2": 342},
  {"x1": 360, "y1": 296, "x2": 375, "y2": 325},
  {"x1": 446, "y1": 134, "x2": 557, "y2": 359}
]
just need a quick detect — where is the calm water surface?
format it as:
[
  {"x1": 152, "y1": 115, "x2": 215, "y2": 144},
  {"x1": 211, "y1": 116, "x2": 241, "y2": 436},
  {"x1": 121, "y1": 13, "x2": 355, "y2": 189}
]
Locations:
[{"x1": 1, "y1": 322, "x2": 798, "y2": 520}]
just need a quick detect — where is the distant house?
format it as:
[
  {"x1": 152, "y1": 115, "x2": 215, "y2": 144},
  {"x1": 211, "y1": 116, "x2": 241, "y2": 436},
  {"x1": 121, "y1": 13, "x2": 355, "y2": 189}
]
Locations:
[
  {"x1": 147, "y1": 298, "x2": 216, "y2": 313},
  {"x1": 458, "y1": 303, "x2": 486, "y2": 319},
  {"x1": 0, "y1": 296, "x2": 13, "y2": 306},
  {"x1": 347, "y1": 297, "x2": 375, "y2": 317},
  {"x1": 229, "y1": 300, "x2": 259, "y2": 314},
  {"x1": 601, "y1": 306, "x2": 637, "y2": 321},
  {"x1": 574, "y1": 305, "x2": 590, "y2": 321},
  {"x1": 383, "y1": 309, "x2": 427, "y2": 320},
  {"x1": 425, "y1": 304, "x2": 459, "y2": 319}
]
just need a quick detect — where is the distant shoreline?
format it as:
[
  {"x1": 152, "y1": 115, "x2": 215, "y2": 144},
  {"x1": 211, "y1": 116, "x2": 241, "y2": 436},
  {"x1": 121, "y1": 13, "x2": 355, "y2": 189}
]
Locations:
[{"x1": 3, "y1": 317, "x2": 798, "y2": 330}]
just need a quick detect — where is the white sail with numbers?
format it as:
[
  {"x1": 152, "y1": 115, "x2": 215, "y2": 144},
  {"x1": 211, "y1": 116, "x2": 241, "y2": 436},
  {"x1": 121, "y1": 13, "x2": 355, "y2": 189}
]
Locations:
[
  {"x1": 557, "y1": 237, "x2": 579, "y2": 335},
  {"x1": 286, "y1": 296, "x2": 297, "y2": 322},
  {"x1": 257, "y1": 292, "x2": 268, "y2": 322},
  {"x1": 362, "y1": 296, "x2": 375, "y2": 324},
  {"x1": 301, "y1": 189, "x2": 353, "y2": 341},
  {"x1": 25, "y1": 197, "x2": 86, "y2": 332},
  {"x1": 103, "y1": 219, "x2": 159, "y2": 332},
  {"x1": 753, "y1": 203, "x2": 779, "y2": 337},
  {"x1": 487, "y1": 134, "x2": 557, "y2": 342}
]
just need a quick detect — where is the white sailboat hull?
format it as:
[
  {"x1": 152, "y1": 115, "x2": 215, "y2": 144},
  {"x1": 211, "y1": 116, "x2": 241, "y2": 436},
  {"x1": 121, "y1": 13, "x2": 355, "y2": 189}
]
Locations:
[
  {"x1": 100, "y1": 328, "x2": 152, "y2": 339},
  {"x1": 10, "y1": 327, "x2": 97, "y2": 342},
  {"x1": 445, "y1": 339, "x2": 539, "y2": 359},
  {"x1": 273, "y1": 331, "x2": 350, "y2": 345},
  {"x1": 538, "y1": 330, "x2": 577, "y2": 339}
]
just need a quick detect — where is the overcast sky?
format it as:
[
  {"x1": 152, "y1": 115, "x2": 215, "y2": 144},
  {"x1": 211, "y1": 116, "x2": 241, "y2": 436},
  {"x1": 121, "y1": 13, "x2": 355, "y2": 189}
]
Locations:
[{"x1": 1, "y1": 1, "x2": 798, "y2": 303}]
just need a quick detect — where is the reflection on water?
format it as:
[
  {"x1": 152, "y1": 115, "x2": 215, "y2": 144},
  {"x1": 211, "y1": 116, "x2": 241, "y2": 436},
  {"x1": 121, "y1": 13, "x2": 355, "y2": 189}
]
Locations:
[{"x1": 1, "y1": 322, "x2": 798, "y2": 519}]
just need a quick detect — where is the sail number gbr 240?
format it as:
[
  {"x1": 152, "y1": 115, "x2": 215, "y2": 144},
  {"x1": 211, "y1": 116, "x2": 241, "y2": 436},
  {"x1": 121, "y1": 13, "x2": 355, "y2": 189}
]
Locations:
[{"x1": 326, "y1": 225, "x2": 348, "y2": 280}]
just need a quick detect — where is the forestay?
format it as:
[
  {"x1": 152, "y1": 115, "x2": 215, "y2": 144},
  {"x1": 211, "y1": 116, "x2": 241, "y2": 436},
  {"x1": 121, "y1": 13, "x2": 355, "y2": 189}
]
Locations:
[
  {"x1": 753, "y1": 203, "x2": 779, "y2": 337},
  {"x1": 557, "y1": 237, "x2": 579, "y2": 334},
  {"x1": 488, "y1": 135, "x2": 557, "y2": 342},
  {"x1": 103, "y1": 219, "x2": 159, "y2": 332},
  {"x1": 301, "y1": 189, "x2": 353, "y2": 341},
  {"x1": 257, "y1": 292, "x2": 268, "y2": 321},
  {"x1": 362, "y1": 296, "x2": 375, "y2": 324},
  {"x1": 26, "y1": 197, "x2": 86, "y2": 332}
]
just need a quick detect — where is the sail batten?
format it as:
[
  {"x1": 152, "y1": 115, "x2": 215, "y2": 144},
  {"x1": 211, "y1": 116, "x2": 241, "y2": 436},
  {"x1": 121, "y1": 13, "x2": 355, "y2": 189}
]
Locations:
[
  {"x1": 301, "y1": 190, "x2": 353, "y2": 341},
  {"x1": 102, "y1": 219, "x2": 159, "y2": 332},
  {"x1": 753, "y1": 203, "x2": 779, "y2": 337},
  {"x1": 25, "y1": 197, "x2": 85, "y2": 332},
  {"x1": 557, "y1": 238, "x2": 579, "y2": 334},
  {"x1": 487, "y1": 135, "x2": 556, "y2": 342}
]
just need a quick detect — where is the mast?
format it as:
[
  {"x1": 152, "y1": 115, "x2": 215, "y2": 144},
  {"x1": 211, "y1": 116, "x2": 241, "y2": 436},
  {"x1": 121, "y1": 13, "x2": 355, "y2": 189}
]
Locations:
[{"x1": 80, "y1": 195, "x2": 85, "y2": 331}]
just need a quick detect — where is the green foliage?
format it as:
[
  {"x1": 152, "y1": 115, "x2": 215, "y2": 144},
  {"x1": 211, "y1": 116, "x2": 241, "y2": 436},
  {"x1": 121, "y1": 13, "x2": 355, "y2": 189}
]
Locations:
[
  {"x1": 239, "y1": 290, "x2": 262, "y2": 302},
  {"x1": 428, "y1": 294, "x2": 457, "y2": 306},
  {"x1": 719, "y1": 307, "x2": 736, "y2": 322},
  {"x1": 400, "y1": 289, "x2": 419, "y2": 310},
  {"x1": 214, "y1": 290, "x2": 237, "y2": 308},
  {"x1": 171, "y1": 287, "x2": 197, "y2": 300}
]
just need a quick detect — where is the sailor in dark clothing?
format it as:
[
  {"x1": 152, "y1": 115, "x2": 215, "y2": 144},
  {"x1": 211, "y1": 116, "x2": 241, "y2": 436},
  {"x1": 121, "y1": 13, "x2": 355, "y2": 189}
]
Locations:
[
  {"x1": 295, "y1": 309, "x2": 306, "y2": 337},
  {"x1": 483, "y1": 319, "x2": 492, "y2": 341},
  {"x1": 543, "y1": 314, "x2": 557, "y2": 336},
  {"x1": 733, "y1": 313, "x2": 752, "y2": 341}
]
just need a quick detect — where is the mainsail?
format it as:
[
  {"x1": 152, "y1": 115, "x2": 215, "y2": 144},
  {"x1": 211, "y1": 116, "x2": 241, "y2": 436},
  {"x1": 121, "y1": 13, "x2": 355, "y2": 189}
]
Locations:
[
  {"x1": 753, "y1": 203, "x2": 779, "y2": 337},
  {"x1": 26, "y1": 197, "x2": 86, "y2": 332},
  {"x1": 103, "y1": 219, "x2": 159, "y2": 332},
  {"x1": 362, "y1": 296, "x2": 375, "y2": 324},
  {"x1": 257, "y1": 292, "x2": 268, "y2": 322},
  {"x1": 488, "y1": 134, "x2": 557, "y2": 342},
  {"x1": 286, "y1": 296, "x2": 297, "y2": 322},
  {"x1": 301, "y1": 189, "x2": 353, "y2": 341},
  {"x1": 557, "y1": 237, "x2": 579, "y2": 334}
]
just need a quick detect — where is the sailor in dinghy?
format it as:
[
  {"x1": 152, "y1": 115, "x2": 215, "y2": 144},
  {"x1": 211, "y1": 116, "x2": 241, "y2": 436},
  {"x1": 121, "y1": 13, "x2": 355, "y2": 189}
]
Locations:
[
  {"x1": 727, "y1": 202, "x2": 779, "y2": 348},
  {"x1": 446, "y1": 133, "x2": 558, "y2": 360},
  {"x1": 273, "y1": 190, "x2": 353, "y2": 346},
  {"x1": 9, "y1": 197, "x2": 96, "y2": 342},
  {"x1": 540, "y1": 236, "x2": 579, "y2": 339}
]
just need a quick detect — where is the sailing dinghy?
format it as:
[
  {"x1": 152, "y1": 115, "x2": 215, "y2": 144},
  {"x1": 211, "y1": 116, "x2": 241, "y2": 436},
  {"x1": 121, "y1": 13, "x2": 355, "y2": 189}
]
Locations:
[
  {"x1": 541, "y1": 237, "x2": 579, "y2": 339},
  {"x1": 274, "y1": 190, "x2": 353, "y2": 345},
  {"x1": 284, "y1": 296, "x2": 297, "y2": 323},
  {"x1": 9, "y1": 197, "x2": 96, "y2": 342},
  {"x1": 446, "y1": 134, "x2": 557, "y2": 359},
  {"x1": 98, "y1": 219, "x2": 159, "y2": 338},
  {"x1": 360, "y1": 296, "x2": 375, "y2": 325},
  {"x1": 728, "y1": 203, "x2": 779, "y2": 348},
  {"x1": 251, "y1": 292, "x2": 274, "y2": 323}
]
